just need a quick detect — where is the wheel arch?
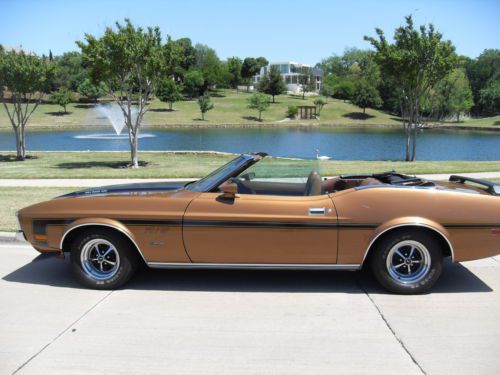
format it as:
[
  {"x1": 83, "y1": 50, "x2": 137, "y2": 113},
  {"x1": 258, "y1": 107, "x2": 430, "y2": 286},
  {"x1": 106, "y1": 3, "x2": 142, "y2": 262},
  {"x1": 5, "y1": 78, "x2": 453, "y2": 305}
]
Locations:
[
  {"x1": 60, "y1": 219, "x2": 147, "y2": 264},
  {"x1": 361, "y1": 219, "x2": 454, "y2": 266}
]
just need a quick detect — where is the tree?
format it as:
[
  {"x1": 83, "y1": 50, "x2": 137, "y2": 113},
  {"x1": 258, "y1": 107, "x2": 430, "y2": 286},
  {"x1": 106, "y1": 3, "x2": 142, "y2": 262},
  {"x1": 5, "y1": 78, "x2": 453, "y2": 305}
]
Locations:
[
  {"x1": 351, "y1": 80, "x2": 382, "y2": 114},
  {"x1": 50, "y1": 88, "x2": 74, "y2": 113},
  {"x1": 365, "y1": 15, "x2": 456, "y2": 161},
  {"x1": 436, "y1": 68, "x2": 473, "y2": 121},
  {"x1": 241, "y1": 57, "x2": 267, "y2": 92},
  {"x1": 479, "y1": 82, "x2": 500, "y2": 114},
  {"x1": 247, "y1": 92, "x2": 270, "y2": 121},
  {"x1": 77, "y1": 78, "x2": 107, "y2": 102},
  {"x1": 0, "y1": 50, "x2": 52, "y2": 160},
  {"x1": 77, "y1": 19, "x2": 165, "y2": 168},
  {"x1": 314, "y1": 97, "x2": 327, "y2": 116},
  {"x1": 198, "y1": 93, "x2": 214, "y2": 120},
  {"x1": 241, "y1": 58, "x2": 259, "y2": 92},
  {"x1": 195, "y1": 44, "x2": 222, "y2": 89},
  {"x1": 172, "y1": 37, "x2": 196, "y2": 81},
  {"x1": 298, "y1": 68, "x2": 316, "y2": 99},
  {"x1": 225, "y1": 57, "x2": 243, "y2": 89},
  {"x1": 320, "y1": 74, "x2": 335, "y2": 100},
  {"x1": 257, "y1": 65, "x2": 286, "y2": 102},
  {"x1": 156, "y1": 79, "x2": 182, "y2": 110},
  {"x1": 184, "y1": 69, "x2": 204, "y2": 99},
  {"x1": 334, "y1": 80, "x2": 355, "y2": 101},
  {"x1": 51, "y1": 51, "x2": 87, "y2": 91},
  {"x1": 465, "y1": 49, "x2": 499, "y2": 114}
]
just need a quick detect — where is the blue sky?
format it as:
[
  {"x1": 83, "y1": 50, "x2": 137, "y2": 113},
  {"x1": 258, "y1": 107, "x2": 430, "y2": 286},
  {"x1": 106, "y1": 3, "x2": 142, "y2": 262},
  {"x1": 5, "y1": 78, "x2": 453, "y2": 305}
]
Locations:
[{"x1": 1, "y1": 0, "x2": 499, "y2": 64}]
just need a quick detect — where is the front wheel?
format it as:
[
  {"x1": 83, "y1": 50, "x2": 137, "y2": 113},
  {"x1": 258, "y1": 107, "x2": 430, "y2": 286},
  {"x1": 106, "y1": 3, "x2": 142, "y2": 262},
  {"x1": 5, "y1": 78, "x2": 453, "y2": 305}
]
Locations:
[
  {"x1": 370, "y1": 231, "x2": 443, "y2": 294},
  {"x1": 70, "y1": 229, "x2": 138, "y2": 289}
]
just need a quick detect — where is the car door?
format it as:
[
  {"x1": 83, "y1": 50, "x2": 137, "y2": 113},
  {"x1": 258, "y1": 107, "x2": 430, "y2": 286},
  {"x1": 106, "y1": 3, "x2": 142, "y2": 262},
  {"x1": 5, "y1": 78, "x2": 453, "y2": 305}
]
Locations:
[{"x1": 182, "y1": 192, "x2": 338, "y2": 264}]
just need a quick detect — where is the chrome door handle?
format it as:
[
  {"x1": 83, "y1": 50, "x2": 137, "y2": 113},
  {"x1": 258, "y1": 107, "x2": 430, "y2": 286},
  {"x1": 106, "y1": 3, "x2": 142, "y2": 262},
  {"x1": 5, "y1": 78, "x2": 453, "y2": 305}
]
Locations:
[{"x1": 308, "y1": 207, "x2": 325, "y2": 216}]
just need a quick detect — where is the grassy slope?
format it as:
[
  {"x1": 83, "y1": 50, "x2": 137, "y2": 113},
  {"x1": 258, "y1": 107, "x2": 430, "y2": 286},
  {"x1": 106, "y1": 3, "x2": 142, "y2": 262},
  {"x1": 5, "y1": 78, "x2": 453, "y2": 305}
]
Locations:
[
  {"x1": 0, "y1": 187, "x2": 81, "y2": 231},
  {"x1": 1, "y1": 90, "x2": 498, "y2": 129},
  {"x1": 446, "y1": 115, "x2": 500, "y2": 128},
  {"x1": 0, "y1": 152, "x2": 499, "y2": 179},
  {"x1": 0, "y1": 90, "x2": 402, "y2": 129}
]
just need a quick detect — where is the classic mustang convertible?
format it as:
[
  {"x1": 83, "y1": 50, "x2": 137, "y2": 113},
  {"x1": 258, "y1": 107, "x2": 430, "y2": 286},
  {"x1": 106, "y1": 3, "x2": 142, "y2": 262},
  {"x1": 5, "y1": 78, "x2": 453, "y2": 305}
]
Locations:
[{"x1": 16, "y1": 152, "x2": 500, "y2": 293}]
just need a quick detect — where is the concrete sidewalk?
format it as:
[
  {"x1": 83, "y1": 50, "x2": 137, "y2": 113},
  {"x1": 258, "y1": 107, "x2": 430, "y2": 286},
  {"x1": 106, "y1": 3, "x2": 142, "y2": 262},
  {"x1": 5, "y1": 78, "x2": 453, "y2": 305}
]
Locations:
[
  {"x1": 0, "y1": 172, "x2": 499, "y2": 187},
  {"x1": 0, "y1": 243, "x2": 499, "y2": 374}
]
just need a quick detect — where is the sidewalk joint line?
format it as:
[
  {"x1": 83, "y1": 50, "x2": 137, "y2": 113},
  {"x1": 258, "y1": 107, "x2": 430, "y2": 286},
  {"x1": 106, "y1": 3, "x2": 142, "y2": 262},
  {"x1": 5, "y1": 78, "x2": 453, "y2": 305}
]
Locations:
[
  {"x1": 11, "y1": 290, "x2": 114, "y2": 375},
  {"x1": 356, "y1": 277, "x2": 427, "y2": 375}
]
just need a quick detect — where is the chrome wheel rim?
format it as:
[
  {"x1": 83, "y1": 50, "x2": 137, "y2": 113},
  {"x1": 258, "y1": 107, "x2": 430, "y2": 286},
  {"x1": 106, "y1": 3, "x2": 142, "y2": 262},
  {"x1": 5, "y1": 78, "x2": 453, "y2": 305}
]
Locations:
[
  {"x1": 386, "y1": 240, "x2": 431, "y2": 284},
  {"x1": 80, "y1": 239, "x2": 120, "y2": 280}
]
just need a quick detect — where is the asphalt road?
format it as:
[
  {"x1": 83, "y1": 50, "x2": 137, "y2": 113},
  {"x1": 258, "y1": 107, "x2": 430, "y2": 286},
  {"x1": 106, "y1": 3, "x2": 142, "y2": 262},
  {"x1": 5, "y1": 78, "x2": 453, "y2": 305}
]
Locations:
[{"x1": 1, "y1": 243, "x2": 499, "y2": 375}]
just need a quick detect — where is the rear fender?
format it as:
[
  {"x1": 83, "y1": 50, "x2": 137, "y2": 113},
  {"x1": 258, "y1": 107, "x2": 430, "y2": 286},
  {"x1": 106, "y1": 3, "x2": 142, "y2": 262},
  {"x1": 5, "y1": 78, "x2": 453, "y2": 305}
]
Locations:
[{"x1": 362, "y1": 216, "x2": 455, "y2": 263}]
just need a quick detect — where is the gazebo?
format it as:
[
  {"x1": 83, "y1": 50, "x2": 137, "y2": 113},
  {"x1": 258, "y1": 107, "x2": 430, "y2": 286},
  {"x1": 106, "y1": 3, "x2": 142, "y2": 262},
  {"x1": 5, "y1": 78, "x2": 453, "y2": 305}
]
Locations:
[{"x1": 297, "y1": 105, "x2": 317, "y2": 119}]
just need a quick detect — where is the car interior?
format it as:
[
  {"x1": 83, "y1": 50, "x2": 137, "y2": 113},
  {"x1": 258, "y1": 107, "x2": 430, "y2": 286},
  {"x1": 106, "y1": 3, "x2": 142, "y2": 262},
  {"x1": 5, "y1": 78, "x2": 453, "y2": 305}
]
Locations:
[
  {"x1": 225, "y1": 172, "x2": 386, "y2": 197},
  {"x1": 223, "y1": 171, "x2": 435, "y2": 197}
]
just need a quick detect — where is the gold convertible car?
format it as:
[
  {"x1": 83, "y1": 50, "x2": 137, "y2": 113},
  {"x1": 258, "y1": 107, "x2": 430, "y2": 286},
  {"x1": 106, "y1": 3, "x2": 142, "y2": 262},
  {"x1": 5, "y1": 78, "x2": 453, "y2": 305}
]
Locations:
[{"x1": 16, "y1": 153, "x2": 500, "y2": 293}]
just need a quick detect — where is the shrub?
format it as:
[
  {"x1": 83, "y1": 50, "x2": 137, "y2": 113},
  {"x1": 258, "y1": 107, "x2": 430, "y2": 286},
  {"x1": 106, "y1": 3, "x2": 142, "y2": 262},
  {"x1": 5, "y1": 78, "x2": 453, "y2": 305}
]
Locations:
[{"x1": 286, "y1": 105, "x2": 298, "y2": 119}]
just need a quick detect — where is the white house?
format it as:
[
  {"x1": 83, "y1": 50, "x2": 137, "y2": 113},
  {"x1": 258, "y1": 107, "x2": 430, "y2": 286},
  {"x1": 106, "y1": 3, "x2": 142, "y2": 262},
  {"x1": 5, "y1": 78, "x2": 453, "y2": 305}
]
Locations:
[{"x1": 253, "y1": 61, "x2": 323, "y2": 94}]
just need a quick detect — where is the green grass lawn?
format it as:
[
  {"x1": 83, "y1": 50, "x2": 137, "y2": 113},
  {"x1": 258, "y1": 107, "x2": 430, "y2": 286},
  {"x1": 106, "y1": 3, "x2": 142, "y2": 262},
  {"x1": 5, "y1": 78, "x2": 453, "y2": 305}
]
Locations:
[
  {"x1": 0, "y1": 187, "x2": 82, "y2": 231},
  {"x1": 431, "y1": 115, "x2": 500, "y2": 128},
  {"x1": 2, "y1": 90, "x2": 498, "y2": 129},
  {"x1": 0, "y1": 90, "x2": 401, "y2": 129},
  {"x1": 1, "y1": 152, "x2": 499, "y2": 179}
]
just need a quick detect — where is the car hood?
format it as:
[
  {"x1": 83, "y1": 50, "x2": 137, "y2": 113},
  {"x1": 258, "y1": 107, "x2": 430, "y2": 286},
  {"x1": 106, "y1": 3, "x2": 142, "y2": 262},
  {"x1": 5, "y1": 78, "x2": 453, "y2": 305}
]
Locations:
[{"x1": 58, "y1": 181, "x2": 191, "y2": 198}]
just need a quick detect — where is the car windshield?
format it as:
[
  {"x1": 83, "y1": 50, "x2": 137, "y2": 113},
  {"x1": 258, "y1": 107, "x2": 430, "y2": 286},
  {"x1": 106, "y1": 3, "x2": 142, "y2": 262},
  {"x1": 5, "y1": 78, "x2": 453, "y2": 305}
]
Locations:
[{"x1": 185, "y1": 154, "x2": 255, "y2": 192}]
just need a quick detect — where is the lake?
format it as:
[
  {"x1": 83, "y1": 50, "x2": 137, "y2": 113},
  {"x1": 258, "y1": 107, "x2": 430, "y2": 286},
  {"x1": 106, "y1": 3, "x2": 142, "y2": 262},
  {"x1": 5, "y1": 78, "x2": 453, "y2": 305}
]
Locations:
[{"x1": 0, "y1": 126, "x2": 499, "y2": 160}]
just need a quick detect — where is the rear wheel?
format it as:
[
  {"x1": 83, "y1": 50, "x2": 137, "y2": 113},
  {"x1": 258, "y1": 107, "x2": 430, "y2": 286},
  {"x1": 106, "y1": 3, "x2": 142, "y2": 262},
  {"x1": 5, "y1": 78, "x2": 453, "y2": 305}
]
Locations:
[
  {"x1": 70, "y1": 229, "x2": 138, "y2": 289},
  {"x1": 370, "y1": 230, "x2": 443, "y2": 294}
]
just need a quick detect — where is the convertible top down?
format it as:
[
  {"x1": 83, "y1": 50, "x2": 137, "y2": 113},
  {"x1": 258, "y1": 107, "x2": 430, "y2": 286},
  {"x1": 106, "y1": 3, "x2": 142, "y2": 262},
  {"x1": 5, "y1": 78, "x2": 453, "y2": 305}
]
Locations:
[{"x1": 16, "y1": 152, "x2": 500, "y2": 293}]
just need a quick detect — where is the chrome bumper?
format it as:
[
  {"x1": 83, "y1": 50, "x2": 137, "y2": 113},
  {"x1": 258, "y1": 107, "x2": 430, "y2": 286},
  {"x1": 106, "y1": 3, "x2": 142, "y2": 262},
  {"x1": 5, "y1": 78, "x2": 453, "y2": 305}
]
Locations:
[{"x1": 15, "y1": 230, "x2": 27, "y2": 242}]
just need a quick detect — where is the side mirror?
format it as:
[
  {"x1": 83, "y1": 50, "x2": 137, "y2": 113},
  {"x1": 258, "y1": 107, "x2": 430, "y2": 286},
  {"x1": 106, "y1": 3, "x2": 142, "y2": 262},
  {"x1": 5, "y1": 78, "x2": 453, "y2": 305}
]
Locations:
[{"x1": 219, "y1": 181, "x2": 239, "y2": 199}]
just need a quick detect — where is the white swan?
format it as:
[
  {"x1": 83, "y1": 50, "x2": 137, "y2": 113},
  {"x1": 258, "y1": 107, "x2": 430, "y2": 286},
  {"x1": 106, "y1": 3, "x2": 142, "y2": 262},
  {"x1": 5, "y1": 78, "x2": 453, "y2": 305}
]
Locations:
[{"x1": 316, "y1": 149, "x2": 331, "y2": 160}]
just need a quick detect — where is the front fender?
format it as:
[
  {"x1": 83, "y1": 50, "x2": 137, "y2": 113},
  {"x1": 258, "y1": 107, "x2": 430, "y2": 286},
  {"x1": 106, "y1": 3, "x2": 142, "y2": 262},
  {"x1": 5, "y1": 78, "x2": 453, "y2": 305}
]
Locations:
[{"x1": 58, "y1": 218, "x2": 141, "y2": 257}]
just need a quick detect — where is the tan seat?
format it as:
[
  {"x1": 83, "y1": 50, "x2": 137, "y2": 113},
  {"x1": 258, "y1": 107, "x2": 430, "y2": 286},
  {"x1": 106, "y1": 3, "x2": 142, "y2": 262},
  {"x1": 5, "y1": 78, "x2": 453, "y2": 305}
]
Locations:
[
  {"x1": 359, "y1": 177, "x2": 383, "y2": 186},
  {"x1": 304, "y1": 171, "x2": 322, "y2": 196}
]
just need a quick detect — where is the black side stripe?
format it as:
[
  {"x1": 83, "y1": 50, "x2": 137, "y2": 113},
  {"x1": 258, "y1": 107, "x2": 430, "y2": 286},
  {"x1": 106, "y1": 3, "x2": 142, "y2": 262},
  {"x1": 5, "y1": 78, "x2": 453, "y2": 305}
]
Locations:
[
  {"x1": 444, "y1": 224, "x2": 500, "y2": 229},
  {"x1": 34, "y1": 218, "x2": 500, "y2": 231},
  {"x1": 183, "y1": 220, "x2": 337, "y2": 229}
]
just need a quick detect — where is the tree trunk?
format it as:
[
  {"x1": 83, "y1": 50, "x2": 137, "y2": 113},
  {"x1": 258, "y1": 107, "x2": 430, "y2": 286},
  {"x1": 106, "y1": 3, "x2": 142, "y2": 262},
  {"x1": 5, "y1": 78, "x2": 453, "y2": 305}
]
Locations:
[
  {"x1": 272, "y1": 95, "x2": 275, "y2": 103},
  {"x1": 411, "y1": 99, "x2": 420, "y2": 162},
  {"x1": 129, "y1": 129, "x2": 139, "y2": 168},
  {"x1": 15, "y1": 126, "x2": 26, "y2": 161},
  {"x1": 363, "y1": 107, "x2": 366, "y2": 114},
  {"x1": 401, "y1": 102, "x2": 410, "y2": 162},
  {"x1": 456, "y1": 112, "x2": 460, "y2": 122},
  {"x1": 201, "y1": 112, "x2": 205, "y2": 120},
  {"x1": 258, "y1": 111, "x2": 262, "y2": 121},
  {"x1": 411, "y1": 123, "x2": 417, "y2": 162},
  {"x1": 169, "y1": 102, "x2": 173, "y2": 110}
]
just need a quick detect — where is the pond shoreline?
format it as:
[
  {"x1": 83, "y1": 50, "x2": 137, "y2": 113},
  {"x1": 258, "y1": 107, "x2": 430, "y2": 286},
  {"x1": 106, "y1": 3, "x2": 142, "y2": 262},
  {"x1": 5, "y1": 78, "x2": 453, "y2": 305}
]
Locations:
[{"x1": 1, "y1": 122, "x2": 499, "y2": 131}]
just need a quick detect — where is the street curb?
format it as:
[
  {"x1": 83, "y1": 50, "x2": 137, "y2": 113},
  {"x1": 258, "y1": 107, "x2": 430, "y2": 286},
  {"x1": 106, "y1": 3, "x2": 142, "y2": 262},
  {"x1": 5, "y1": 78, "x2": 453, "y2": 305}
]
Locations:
[{"x1": 0, "y1": 232, "x2": 26, "y2": 244}]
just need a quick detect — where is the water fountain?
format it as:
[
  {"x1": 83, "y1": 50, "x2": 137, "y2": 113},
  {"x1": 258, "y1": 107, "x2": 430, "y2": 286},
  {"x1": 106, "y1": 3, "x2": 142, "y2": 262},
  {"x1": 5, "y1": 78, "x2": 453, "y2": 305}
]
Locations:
[{"x1": 74, "y1": 103, "x2": 155, "y2": 140}]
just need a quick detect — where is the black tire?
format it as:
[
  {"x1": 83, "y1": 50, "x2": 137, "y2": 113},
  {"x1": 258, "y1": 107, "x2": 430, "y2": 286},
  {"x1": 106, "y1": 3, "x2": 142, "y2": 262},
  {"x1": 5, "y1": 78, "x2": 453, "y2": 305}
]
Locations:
[
  {"x1": 370, "y1": 230, "x2": 443, "y2": 294},
  {"x1": 70, "y1": 229, "x2": 138, "y2": 289}
]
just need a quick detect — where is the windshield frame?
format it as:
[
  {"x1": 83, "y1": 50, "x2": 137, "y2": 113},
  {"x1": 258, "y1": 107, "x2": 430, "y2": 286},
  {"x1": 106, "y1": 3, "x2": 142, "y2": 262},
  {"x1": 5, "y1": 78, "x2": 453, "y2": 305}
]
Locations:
[{"x1": 185, "y1": 153, "x2": 264, "y2": 192}]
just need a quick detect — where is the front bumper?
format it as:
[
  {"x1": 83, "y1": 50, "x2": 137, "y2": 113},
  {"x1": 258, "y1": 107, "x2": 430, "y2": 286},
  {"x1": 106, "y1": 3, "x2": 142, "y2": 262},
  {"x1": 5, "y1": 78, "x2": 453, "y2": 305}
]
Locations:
[{"x1": 15, "y1": 230, "x2": 27, "y2": 242}]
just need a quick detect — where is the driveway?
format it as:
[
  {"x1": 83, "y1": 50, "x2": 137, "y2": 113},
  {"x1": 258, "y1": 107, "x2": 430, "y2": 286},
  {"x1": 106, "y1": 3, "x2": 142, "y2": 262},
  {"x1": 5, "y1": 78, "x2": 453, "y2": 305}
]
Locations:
[{"x1": 1, "y1": 243, "x2": 499, "y2": 375}]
